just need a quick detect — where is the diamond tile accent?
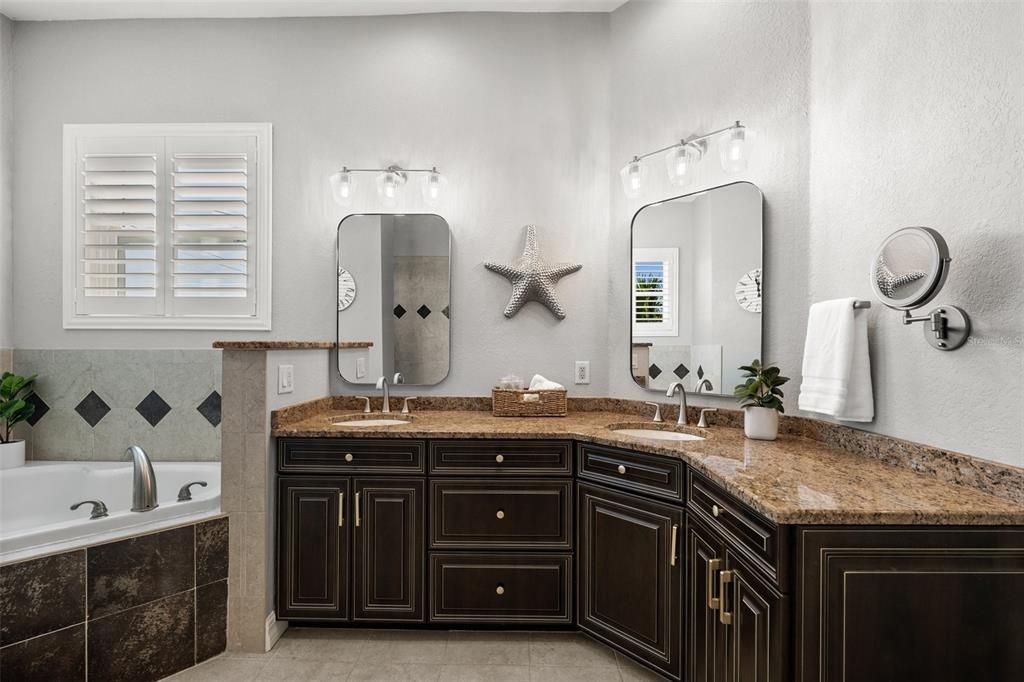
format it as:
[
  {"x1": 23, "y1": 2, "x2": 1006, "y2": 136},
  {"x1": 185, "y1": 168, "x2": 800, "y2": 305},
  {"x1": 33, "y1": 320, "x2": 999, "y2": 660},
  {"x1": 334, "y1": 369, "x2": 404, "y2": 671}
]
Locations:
[
  {"x1": 393, "y1": 305, "x2": 407, "y2": 319},
  {"x1": 442, "y1": 305, "x2": 450, "y2": 319},
  {"x1": 648, "y1": 363, "x2": 662, "y2": 380},
  {"x1": 25, "y1": 393, "x2": 50, "y2": 426},
  {"x1": 196, "y1": 391, "x2": 222, "y2": 427},
  {"x1": 136, "y1": 391, "x2": 171, "y2": 427},
  {"x1": 417, "y1": 304, "x2": 432, "y2": 319},
  {"x1": 697, "y1": 365, "x2": 705, "y2": 380},
  {"x1": 75, "y1": 391, "x2": 111, "y2": 428},
  {"x1": 673, "y1": 364, "x2": 690, "y2": 380}
]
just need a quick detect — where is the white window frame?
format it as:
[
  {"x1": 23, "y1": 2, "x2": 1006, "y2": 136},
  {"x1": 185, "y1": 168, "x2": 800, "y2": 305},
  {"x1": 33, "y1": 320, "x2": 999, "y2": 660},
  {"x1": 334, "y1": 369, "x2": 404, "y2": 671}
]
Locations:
[
  {"x1": 632, "y1": 247, "x2": 679, "y2": 337},
  {"x1": 62, "y1": 122, "x2": 272, "y2": 330}
]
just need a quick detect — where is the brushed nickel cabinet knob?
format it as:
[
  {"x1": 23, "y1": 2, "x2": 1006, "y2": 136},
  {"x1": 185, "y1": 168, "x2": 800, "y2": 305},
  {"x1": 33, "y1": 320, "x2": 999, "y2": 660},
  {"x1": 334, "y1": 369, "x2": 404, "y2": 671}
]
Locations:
[
  {"x1": 496, "y1": 510, "x2": 505, "y2": 520},
  {"x1": 496, "y1": 585, "x2": 505, "y2": 595},
  {"x1": 495, "y1": 454, "x2": 504, "y2": 463},
  {"x1": 617, "y1": 465, "x2": 627, "y2": 474},
  {"x1": 345, "y1": 453, "x2": 354, "y2": 462},
  {"x1": 712, "y1": 504, "x2": 720, "y2": 517}
]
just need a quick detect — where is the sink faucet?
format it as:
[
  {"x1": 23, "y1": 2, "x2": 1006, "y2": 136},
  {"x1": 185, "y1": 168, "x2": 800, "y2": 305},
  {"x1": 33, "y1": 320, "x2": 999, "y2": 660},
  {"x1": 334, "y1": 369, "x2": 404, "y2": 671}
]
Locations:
[
  {"x1": 376, "y1": 376, "x2": 392, "y2": 413},
  {"x1": 696, "y1": 378, "x2": 714, "y2": 393},
  {"x1": 666, "y1": 381, "x2": 689, "y2": 426},
  {"x1": 125, "y1": 445, "x2": 159, "y2": 512}
]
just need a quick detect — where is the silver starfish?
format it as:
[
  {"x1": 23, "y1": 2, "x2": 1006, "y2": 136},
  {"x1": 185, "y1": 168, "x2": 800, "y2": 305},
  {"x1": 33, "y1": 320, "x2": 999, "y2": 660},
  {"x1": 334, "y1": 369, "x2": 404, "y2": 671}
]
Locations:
[
  {"x1": 485, "y1": 225, "x2": 583, "y2": 319},
  {"x1": 875, "y1": 255, "x2": 926, "y2": 298}
]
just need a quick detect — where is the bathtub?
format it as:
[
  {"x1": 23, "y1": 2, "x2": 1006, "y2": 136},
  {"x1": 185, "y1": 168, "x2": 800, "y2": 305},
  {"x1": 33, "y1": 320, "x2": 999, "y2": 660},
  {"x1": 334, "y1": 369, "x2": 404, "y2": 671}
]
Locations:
[{"x1": 0, "y1": 461, "x2": 221, "y2": 564}]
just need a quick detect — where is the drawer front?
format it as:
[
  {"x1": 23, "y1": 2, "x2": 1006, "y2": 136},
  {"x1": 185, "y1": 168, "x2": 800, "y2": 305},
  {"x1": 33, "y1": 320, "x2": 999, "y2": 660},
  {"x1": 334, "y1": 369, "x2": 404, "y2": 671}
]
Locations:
[
  {"x1": 429, "y1": 553, "x2": 573, "y2": 624},
  {"x1": 278, "y1": 438, "x2": 426, "y2": 474},
  {"x1": 687, "y1": 470, "x2": 780, "y2": 582},
  {"x1": 577, "y1": 443, "x2": 685, "y2": 502},
  {"x1": 430, "y1": 479, "x2": 573, "y2": 550},
  {"x1": 429, "y1": 440, "x2": 572, "y2": 476}
]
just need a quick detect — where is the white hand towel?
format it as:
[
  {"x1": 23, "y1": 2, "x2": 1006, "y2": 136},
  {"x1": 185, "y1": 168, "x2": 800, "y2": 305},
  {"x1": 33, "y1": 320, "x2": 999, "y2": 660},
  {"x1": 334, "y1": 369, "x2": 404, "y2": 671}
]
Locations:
[
  {"x1": 798, "y1": 298, "x2": 874, "y2": 422},
  {"x1": 529, "y1": 374, "x2": 565, "y2": 391}
]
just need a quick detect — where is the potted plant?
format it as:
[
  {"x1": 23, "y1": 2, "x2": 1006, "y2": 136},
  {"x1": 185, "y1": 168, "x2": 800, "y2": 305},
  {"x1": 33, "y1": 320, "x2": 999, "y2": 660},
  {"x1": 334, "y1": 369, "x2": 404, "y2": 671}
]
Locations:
[
  {"x1": 734, "y1": 360, "x2": 789, "y2": 441},
  {"x1": 1, "y1": 372, "x2": 37, "y2": 469}
]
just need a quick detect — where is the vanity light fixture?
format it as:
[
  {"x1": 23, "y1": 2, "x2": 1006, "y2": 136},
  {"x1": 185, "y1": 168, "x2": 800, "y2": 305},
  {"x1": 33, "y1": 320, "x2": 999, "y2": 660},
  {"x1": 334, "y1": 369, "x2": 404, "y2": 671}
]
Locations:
[
  {"x1": 620, "y1": 121, "x2": 753, "y2": 197},
  {"x1": 328, "y1": 164, "x2": 445, "y2": 207}
]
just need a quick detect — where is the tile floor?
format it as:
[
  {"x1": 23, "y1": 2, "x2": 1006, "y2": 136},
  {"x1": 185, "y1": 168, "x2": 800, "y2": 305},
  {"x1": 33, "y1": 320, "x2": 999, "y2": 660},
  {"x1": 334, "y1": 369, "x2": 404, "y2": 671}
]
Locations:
[{"x1": 163, "y1": 629, "x2": 665, "y2": 681}]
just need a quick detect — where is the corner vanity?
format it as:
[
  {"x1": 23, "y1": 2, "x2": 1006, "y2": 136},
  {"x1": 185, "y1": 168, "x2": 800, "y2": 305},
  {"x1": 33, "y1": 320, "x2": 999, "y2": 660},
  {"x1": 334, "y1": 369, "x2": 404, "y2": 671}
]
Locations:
[{"x1": 270, "y1": 403, "x2": 1024, "y2": 682}]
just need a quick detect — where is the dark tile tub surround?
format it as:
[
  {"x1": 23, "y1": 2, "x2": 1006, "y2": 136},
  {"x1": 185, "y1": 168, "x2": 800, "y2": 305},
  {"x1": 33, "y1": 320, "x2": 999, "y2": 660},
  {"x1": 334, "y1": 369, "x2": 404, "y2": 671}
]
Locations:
[{"x1": 0, "y1": 515, "x2": 228, "y2": 682}]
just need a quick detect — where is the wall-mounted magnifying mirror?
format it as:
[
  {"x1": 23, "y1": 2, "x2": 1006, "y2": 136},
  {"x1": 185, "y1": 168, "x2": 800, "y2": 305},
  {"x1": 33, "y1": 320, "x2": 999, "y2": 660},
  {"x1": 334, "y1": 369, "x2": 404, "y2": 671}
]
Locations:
[
  {"x1": 870, "y1": 226, "x2": 971, "y2": 350},
  {"x1": 337, "y1": 214, "x2": 451, "y2": 385},
  {"x1": 629, "y1": 181, "x2": 763, "y2": 395}
]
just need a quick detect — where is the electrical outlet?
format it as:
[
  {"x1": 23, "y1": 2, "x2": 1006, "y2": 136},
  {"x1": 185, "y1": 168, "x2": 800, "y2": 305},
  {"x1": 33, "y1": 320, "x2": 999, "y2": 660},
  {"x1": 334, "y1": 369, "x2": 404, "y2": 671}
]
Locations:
[
  {"x1": 574, "y1": 361, "x2": 591, "y2": 385},
  {"x1": 356, "y1": 357, "x2": 367, "y2": 379},
  {"x1": 278, "y1": 364, "x2": 294, "y2": 394}
]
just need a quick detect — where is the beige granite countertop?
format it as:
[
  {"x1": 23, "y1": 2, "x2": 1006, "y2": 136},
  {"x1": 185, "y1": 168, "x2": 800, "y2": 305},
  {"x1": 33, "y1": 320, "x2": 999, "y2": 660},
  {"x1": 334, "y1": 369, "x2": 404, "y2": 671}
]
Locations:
[
  {"x1": 272, "y1": 406, "x2": 1024, "y2": 526},
  {"x1": 213, "y1": 341, "x2": 338, "y2": 349}
]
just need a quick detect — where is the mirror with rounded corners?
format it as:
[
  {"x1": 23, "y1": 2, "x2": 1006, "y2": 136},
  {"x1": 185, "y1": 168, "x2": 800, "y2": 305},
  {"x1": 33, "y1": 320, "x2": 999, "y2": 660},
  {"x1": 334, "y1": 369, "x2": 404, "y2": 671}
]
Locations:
[
  {"x1": 337, "y1": 214, "x2": 451, "y2": 385},
  {"x1": 629, "y1": 181, "x2": 763, "y2": 396}
]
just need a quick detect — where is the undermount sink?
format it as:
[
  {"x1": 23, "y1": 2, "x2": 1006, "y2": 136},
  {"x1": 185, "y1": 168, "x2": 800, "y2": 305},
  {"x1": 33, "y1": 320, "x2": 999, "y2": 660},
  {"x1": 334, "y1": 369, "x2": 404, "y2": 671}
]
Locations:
[
  {"x1": 332, "y1": 418, "x2": 411, "y2": 427},
  {"x1": 609, "y1": 424, "x2": 707, "y2": 442}
]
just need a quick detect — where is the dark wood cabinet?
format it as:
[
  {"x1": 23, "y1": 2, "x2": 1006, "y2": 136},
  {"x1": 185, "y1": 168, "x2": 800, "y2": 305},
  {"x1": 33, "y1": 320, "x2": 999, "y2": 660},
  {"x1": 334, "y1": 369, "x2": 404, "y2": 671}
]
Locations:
[
  {"x1": 578, "y1": 482, "x2": 683, "y2": 681},
  {"x1": 687, "y1": 517, "x2": 727, "y2": 682},
  {"x1": 721, "y1": 549, "x2": 786, "y2": 682}
]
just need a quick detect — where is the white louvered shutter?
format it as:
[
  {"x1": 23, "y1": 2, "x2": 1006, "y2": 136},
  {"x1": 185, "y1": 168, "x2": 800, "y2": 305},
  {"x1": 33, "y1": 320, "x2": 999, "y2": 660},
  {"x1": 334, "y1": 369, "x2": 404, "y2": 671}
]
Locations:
[{"x1": 632, "y1": 248, "x2": 679, "y2": 337}]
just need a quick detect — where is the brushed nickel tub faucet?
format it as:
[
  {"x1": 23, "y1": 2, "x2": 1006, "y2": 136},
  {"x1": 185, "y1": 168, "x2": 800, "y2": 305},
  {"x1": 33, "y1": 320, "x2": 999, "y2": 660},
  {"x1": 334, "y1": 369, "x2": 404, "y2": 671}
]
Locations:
[{"x1": 126, "y1": 445, "x2": 159, "y2": 512}]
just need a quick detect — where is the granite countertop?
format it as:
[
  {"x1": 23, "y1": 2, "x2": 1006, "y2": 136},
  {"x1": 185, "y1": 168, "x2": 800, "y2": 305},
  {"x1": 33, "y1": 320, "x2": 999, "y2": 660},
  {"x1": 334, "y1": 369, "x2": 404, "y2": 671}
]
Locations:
[
  {"x1": 213, "y1": 341, "x2": 338, "y2": 349},
  {"x1": 272, "y1": 407, "x2": 1024, "y2": 526}
]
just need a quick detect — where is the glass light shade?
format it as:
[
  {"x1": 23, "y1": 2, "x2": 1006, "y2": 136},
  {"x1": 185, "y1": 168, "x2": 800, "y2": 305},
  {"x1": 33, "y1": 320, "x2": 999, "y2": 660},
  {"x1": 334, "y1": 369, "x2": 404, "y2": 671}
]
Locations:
[
  {"x1": 329, "y1": 169, "x2": 356, "y2": 206},
  {"x1": 719, "y1": 125, "x2": 754, "y2": 174},
  {"x1": 619, "y1": 158, "x2": 647, "y2": 198},
  {"x1": 665, "y1": 143, "x2": 702, "y2": 187},
  {"x1": 376, "y1": 170, "x2": 406, "y2": 206},
  {"x1": 421, "y1": 169, "x2": 447, "y2": 205}
]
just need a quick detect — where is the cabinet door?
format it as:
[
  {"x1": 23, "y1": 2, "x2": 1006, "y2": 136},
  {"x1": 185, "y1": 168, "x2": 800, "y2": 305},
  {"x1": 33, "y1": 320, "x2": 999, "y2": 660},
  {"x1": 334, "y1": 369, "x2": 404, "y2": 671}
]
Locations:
[
  {"x1": 578, "y1": 482, "x2": 683, "y2": 681},
  {"x1": 721, "y1": 550, "x2": 786, "y2": 682},
  {"x1": 687, "y1": 517, "x2": 727, "y2": 682},
  {"x1": 277, "y1": 477, "x2": 349, "y2": 620},
  {"x1": 352, "y1": 478, "x2": 425, "y2": 622}
]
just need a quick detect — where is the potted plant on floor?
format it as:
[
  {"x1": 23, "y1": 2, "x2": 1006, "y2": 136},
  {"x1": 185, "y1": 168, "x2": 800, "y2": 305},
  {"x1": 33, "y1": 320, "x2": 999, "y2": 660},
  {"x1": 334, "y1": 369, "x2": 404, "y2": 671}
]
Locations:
[
  {"x1": 734, "y1": 360, "x2": 789, "y2": 441},
  {"x1": 1, "y1": 372, "x2": 37, "y2": 469}
]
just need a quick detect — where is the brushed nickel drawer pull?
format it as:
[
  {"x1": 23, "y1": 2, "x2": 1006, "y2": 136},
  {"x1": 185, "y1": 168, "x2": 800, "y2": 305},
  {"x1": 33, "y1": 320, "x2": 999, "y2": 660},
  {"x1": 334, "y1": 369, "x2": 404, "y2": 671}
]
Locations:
[
  {"x1": 617, "y1": 465, "x2": 627, "y2": 474},
  {"x1": 670, "y1": 524, "x2": 679, "y2": 566},
  {"x1": 355, "y1": 492, "x2": 361, "y2": 527},
  {"x1": 719, "y1": 570, "x2": 734, "y2": 625},
  {"x1": 338, "y1": 492, "x2": 345, "y2": 527},
  {"x1": 496, "y1": 510, "x2": 505, "y2": 520},
  {"x1": 495, "y1": 454, "x2": 504, "y2": 463},
  {"x1": 496, "y1": 584, "x2": 505, "y2": 595},
  {"x1": 712, "y1": 504, "x2": 720, "y2": 517},
  {"x1": 707, "y1": 558, "x2": 722, "y2": 610},
  {"x1": 345, "y1": 453, "x2": 354, "y2": 462}
]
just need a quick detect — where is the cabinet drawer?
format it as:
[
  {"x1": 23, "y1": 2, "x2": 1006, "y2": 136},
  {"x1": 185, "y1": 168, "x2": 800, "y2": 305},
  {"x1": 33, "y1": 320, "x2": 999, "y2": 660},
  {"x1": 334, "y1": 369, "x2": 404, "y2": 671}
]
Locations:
[
  {"x1": 687, "y1": 470, "x2": 781, "y2": 583},
  {"x1": 278, "y1": 438, "x2": 426, "y2": 474},
  {"x1": 577, "y1": 443, "x2": 684, "y2": 502},
  {"x1": 430, "y1": 479, "x2": 573, "y2": 550},
  {"x1": 429, "y1": 553, "x2": 573, "y2": 624},
  {"x1": 429, "y1": 440, "x2": 572, "y2": 476}
]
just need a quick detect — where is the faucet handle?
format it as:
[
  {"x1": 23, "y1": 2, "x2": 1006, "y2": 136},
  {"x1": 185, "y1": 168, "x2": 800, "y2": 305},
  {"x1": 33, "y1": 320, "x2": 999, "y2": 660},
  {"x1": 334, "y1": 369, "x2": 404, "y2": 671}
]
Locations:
[
  {"x1": 401, "y1": 397, "x2": 416, "y2": 415},
  {"x1": 697, "y1": 408, "x2": 718, "y2": 429},
  {"x1": 644, "y1": 401, "x2": 663, "y2": 423},
  {"x1": 355, "y1": 396, "x2": 371, "y2": 413},
  {"x1": 70, "y1": 500, "x2": 109, "y2": 520},
  {"x1": 177, "y1": 481, "x2": 208, "y2": 502}
]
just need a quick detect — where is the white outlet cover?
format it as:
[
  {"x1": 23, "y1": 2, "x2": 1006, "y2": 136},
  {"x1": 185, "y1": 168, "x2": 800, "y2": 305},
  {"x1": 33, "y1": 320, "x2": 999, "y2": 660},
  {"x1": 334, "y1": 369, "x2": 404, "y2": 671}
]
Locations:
[
  {"x1": 278, "y1": 364, "x2": 294, "y2": 394},
  {"x1": 575, "y1": 360, "x2": 591, "y2": 385},
  {"x1": 356, "y1": 357, "x2": 367, "y2": 379}
]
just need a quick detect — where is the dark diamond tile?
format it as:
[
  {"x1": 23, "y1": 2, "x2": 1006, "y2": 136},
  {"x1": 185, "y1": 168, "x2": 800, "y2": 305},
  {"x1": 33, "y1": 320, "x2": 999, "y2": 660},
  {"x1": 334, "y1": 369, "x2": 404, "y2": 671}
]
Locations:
[
  {"x1": 24, "y1": 393, "x2": 49, "y2": 427},
  {"x1": 0, "y1": 624, "x2": 85, "y2": 682},
  {"x1": 648, "y1": 364, "x2": 662, "y2": 380},
  {"x1": 673, "y1": 363, "x2": 690, "y2": 380},
  {"x1": 87, "y1": 525, "x2": 194, "y2": 620},
  {"x1": 196, "y1": 516, "x2": 229, "y2": 586},
  {"x1": 697, "y1": 365, "x2": 705, "y2": 380},
  {"x1": 196, "y1": 580, "x2": 227, "y2": 663},
  {"x1": 393, "y1": 304, "x2": 407, "y2": 319},
  {"x1": 442, "y1": 305, "x2": 450, "y2": 319},
  {"x1": 135, "y1": 390, "x2": 171, "y2": 427},
  {"x1": 196, "y1": 390, "x2": 222, "y2": 428},
  {"x1": 0, "y1": 550, "x2": 85, "y2": 646},
  {"x1": 417, "y1": 304, "x2": 432, "y2": 319},
  {"x1": 74, "y1": 391, "x2": 110, "y2": 428},
  {"x1": 88, "y1": 590, "x2": 194, "y2": 682}
]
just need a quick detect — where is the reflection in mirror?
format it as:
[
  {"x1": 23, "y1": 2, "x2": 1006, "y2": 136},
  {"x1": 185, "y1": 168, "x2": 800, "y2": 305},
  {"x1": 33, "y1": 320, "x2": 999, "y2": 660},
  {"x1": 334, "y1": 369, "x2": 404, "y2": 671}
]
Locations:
[
  {"x1": 337, "y1": 214, "x2": 451, "y2": 385},
  {"x1": 630, "y1": 182, "x2": 763, "y2": 396},
  {"x1": 870, "y1": 226, "x2": 948, "y2": 310}
]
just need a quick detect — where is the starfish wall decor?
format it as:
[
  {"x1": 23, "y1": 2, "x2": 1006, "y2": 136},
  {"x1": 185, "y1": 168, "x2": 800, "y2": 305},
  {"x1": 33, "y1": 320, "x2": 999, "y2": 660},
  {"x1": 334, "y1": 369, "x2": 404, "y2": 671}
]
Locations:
[
  {"x1": 875, "y1": 255, "x2": 927, "y2": 298},
  {"x1": 484, "y1": 225, "x2": 583, "y2": 320}
]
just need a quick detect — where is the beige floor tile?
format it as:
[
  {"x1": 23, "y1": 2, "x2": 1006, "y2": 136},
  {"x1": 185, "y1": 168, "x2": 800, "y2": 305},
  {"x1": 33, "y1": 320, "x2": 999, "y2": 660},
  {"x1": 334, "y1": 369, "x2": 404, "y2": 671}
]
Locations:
[
  {"x1": 164, "y1": 656, "x2": 268, "y2": 681},
  {"x1": 528, "y1": 633, "x2": 619, "y2": 668},
  {"x1": 256, "y1": 658, "x2": 354, "y2": 681},
  {"x1": 347, "y1": 662, "x2": 444, "y2": 681},
  {"x1": 438, "y1": 664, "x2": 531, "y2": 681},
  {"x1": 614, "y1": 653, "x2": 665, "y2": 681},
  {"x1": 446, "y1": 632, "x2": 532, "y2": 666},
  {"x1": 529, "y1": 667, "x2": 623, "y2": 682},
  {"x1": 357, "y1": 630, "x2": 452, "y2": 664},
  {"x1": 271, "y1": 627, "x2": 375, "y2": 661}
]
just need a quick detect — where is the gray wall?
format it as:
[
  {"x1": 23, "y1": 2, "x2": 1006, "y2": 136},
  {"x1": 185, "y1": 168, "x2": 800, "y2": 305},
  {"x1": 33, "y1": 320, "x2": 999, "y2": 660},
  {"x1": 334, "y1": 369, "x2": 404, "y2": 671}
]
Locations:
[{"x1": 0, "y1": 13, "x2": 12, "y2": 363}]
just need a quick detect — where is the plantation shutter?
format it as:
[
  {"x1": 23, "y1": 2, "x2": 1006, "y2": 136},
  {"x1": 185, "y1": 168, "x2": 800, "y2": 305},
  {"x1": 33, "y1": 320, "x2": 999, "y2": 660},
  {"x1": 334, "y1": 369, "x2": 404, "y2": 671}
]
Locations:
[{"x1": 632, "y1": 248, "x2": 678, "y2": 336}]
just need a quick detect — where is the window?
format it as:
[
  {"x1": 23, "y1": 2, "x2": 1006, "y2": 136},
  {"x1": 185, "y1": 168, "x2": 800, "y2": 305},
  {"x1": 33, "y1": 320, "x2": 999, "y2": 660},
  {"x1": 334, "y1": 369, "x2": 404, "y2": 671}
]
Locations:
[
  {"x1": 63, "y1": 123, "x2": 272, "y2": 329},
  {"x1": 632, "y1": 247, "x2": 678, "y2": 336}
]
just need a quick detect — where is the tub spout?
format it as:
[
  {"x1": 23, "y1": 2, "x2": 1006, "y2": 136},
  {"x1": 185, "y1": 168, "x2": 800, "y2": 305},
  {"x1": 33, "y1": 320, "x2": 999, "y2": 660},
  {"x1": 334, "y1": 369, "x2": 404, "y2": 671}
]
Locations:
[{"x1": 125, "y1": 445, "x2": 159, "y2": 512}]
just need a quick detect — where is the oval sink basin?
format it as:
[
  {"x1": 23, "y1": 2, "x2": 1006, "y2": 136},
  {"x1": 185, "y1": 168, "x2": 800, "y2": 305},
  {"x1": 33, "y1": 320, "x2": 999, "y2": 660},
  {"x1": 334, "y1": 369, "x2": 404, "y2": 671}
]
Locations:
[
  {"x1": 612, "y1": 428, "x2": 705, "y2": 442},
  {"x1": 333, "y1": 418, "x2": 411, "y2": 427}
]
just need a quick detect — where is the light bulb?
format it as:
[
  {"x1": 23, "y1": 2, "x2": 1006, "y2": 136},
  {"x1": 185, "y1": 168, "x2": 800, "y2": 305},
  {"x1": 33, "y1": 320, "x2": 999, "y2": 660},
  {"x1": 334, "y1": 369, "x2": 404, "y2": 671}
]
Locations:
[
  {"x1": 421, "y1": 168, "x2": 447, "y2": 205},
  {"x1": 719, "y1": 123, "x2": 753, "y2": 174},
  {"x1": 665, "y1": 143, "x2": 702, "y2": 187},
  {"x1": 619, "y1": 158, "x2": 647, "y2": 198},
  {"x1": 376, "y1": 169, "x2": 406, "y2": 207},
  {"x1": 329, "y1": 169, "x2": 356, "y2": 206}
]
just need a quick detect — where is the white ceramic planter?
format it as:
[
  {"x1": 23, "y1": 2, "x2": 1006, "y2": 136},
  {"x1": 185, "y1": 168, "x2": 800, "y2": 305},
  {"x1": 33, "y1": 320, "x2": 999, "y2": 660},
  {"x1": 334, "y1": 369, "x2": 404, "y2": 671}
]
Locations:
[
  {"x1": 0, "y1": 440, "x2": 26, "y2": 469},
  {"x1": 743, "y1": 407, "x2": 779, "y2": 441}
]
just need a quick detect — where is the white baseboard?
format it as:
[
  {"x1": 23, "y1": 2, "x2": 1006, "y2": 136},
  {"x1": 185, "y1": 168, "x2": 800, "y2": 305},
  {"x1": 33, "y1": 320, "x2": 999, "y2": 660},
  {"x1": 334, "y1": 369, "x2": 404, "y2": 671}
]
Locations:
[{"x1": 265, "y1": 611, "x2": 288, "y2": 651}]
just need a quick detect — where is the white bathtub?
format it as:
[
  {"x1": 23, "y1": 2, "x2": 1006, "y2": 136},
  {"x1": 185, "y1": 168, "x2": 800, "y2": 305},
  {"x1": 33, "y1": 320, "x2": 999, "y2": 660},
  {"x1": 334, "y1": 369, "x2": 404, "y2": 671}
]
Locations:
[{"x1": 0, "y1": 461, "x2": 221, "y2": 564}]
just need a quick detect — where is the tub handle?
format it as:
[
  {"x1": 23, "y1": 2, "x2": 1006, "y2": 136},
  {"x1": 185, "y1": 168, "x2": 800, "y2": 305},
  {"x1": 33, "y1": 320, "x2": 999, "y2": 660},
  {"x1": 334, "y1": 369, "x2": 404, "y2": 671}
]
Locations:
[
  {"x1": 177, "y1": 481, "x2": 208, "y2": 502},
  {"x1": 70, "y1": 500, "x2": 109, "y2": 520}
]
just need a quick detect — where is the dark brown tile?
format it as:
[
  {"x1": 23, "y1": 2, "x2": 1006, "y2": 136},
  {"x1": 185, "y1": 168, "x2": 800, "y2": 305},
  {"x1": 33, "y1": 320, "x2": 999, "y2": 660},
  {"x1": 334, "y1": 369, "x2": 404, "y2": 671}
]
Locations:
[
  {"x1": 87, "y1": 525, "x2": 194, "y2": 619},
  {"x1": 196, "y1": 516, "x2": 229, "y2": 586},
  {"x1": 88, "y1": 589, "x2": 195, "y2": 682},
  {"x1": 196, "y1": 579, "x2": 227, "y2": 663},
  {"x1": 0, "y1": 550, "x2": 85, "y2": 645},
  {"x1": 0, "y1": 624, "x2": 86, "y2": 681}
]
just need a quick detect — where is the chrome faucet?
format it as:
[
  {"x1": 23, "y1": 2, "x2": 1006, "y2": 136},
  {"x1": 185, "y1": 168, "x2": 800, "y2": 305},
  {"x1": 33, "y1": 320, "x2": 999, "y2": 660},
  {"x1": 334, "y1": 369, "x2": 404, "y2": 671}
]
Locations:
[
  {"x1": 376, "y1": 376, "x2": 392, "y2": 413},
  {"x1": 696, "y1": 378, "x2": 714, "y2": 393},
  {"x1": 666, "y1": 381, "x2": 689, "y2": 426},
  {"x1": 125, "y1": 445, "x2": 159, "y2": 512}
]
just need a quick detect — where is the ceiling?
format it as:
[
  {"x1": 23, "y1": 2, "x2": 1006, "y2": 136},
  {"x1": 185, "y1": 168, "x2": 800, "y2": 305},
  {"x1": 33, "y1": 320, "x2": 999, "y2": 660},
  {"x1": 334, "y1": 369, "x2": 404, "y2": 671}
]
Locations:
[{"x1": 0, "y1": 0, "x2": 628, "y2": 21}]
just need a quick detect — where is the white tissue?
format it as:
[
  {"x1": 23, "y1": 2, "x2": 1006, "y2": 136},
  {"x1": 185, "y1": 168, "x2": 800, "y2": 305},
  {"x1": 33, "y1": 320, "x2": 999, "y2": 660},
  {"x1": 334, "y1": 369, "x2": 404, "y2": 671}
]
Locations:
[{"x1": 529, "y1": 374, "x2": 565, "y2": 391}]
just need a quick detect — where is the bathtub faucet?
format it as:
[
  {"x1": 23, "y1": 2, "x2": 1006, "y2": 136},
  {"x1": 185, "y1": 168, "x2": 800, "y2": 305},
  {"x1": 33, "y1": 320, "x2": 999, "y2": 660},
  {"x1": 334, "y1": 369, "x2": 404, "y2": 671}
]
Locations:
[{"x1": 125, "y1": 445, "x2": 159, "y2": 512}]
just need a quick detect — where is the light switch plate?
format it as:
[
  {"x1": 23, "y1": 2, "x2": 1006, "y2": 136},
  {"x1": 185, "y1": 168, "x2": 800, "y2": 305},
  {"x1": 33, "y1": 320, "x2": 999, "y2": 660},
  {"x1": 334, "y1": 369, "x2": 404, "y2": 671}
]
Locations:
[
  {"x1": 356, "y1": 357, "x2": 367, "y2": 379},
  {"x1": 574, "y1": 361, "x2": 591, "y2": 385},
  {"x1": 278, "y1": 364, "x2": 294, "y2": 394}
]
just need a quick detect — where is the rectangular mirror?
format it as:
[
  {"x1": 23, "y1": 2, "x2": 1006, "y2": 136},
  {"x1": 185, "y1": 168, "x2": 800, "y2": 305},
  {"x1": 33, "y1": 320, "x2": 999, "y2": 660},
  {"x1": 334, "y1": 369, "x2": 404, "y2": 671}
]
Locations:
[
  {"x1": 630, "y1": 181, "x2": 762, "y2": 396},
  {"x1": 337, "y1": 214, "x2": 451, "y2": 385}
]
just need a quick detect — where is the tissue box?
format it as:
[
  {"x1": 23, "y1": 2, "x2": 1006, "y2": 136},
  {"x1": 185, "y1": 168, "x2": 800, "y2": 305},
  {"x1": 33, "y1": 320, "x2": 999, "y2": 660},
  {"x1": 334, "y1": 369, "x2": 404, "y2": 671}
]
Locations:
[{"x1": 491, "y1": 388, "x2": 567, "y2": 417}]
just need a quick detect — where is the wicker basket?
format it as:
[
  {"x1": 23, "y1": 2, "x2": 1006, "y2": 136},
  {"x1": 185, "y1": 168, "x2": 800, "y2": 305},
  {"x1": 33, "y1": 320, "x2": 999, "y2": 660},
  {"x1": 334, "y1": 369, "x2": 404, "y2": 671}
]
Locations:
[{"x1": 492, "y1": 388, "x2": 567, "y2": 417}]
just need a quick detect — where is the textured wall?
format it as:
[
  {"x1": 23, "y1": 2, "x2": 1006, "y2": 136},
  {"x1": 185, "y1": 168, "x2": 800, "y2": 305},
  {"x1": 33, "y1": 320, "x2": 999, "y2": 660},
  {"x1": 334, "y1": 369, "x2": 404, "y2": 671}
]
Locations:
[{"x1": 0, "y1": 14, "x2": 12, "y2": 355}]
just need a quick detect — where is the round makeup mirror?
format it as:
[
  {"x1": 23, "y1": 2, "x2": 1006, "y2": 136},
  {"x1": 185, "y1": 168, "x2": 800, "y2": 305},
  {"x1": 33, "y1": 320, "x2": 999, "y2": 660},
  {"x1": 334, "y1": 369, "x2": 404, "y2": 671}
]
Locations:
[{"x1": 870, "y1": 226, "x2": 949, "y2": 310}]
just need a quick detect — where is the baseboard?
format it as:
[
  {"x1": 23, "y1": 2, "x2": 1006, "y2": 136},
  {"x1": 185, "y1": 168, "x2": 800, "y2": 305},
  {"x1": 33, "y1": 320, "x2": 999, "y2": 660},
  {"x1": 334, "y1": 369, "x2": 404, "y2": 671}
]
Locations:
[{"x1": 265, "y1": 611, "x2": 288, "y2": 651}]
